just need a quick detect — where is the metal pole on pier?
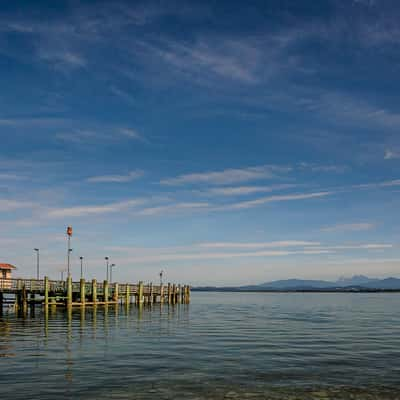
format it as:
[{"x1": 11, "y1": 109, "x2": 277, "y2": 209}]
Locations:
[
  {"x1": 34, "y1": 248, "x2": 39, "y2": 280},
  {"x1": 80, "y1": 256, "x2": 84, "y2": 279},
  {"x1": 66, "y1": 226, "x2": 73, "y2": 277},
  {"x1": 105, "y1": 257, "x2": 109, "y2": 281},
  {"x1": 110, "y1": 264, "x2": 116, "y2": 283}
]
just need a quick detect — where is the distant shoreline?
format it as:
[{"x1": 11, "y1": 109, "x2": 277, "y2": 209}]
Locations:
[{"x1": 192, "y1": 288, "x2": 400, "y2": 293}]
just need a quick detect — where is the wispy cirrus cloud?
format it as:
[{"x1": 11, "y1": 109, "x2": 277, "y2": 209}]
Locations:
[
  {"x1": 205, "y1": 184, "x2": 298, "y2": 196},
  {"x1": 222, "y1": 191, "x2": 332, "y2": 210},
  {"x1": 87, "y1": 170, "x2": 144, "y2": 183},
  {"x1": 384, "y1": 149, "x2": 400, "y2": 160},
  {"x1": 321, "y1": 222, "x2": 375, "y2": 232},
  {"x1": 160, "y1": 165, "x2": 291, "y2": 186},
  {"x1": 55, "y1": 127, "x2": 145, "y2": 144},
  {"x1": 199, "y1": 240, "x2": 320, "y2": 249},
  {"x1": 46, "y1": 199, "x2": 143, "y2": 218},
  {"x1": 0, "y1": 199, "x2": 35, "y2": 212},
  {"x1": 136, "y1": 202, "x2": 209, "y2": 216}
]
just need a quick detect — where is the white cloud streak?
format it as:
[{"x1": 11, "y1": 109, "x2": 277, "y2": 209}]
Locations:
[
  {"x1": 136, "y1": 202, "x2": 209, "y2": 216},
  {"x1": 87, "y1": 170, "x2": 144, "y2": 183},
  {"x1": 321, "y1": 223, "x2": 375, "y2": 232},
  {"x1": 206, "y1": 184, "x2": 298, "y2": 196},
  {"x1": 160, "y1": 165, "x2": 291, "y2": 186},
  {"x1": 46, "y1": 199, "x2": 143, "y2": 218},
  {"x1": 384, "y1": 149, "x2": 400, "y2": 160},
  {"x1": 0, "y1": 200, "x2": 34, "y2": 212},
  {"x1": 199, "y1": 240, "x2": 320, "y2": 249},
  {"x1": 222, "y1": 191, "x2": 332, "y2": 210}
]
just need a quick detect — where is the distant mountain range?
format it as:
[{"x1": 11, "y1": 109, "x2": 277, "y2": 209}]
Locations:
[{"x1": 193, "y1": 275, "x2": 400, "y2": 292}]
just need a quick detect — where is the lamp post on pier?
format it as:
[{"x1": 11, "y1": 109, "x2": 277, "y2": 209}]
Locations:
[
  {"x1": 34, "y1": 248, "x2": 40, "y2": 280},
  {"x1": 80, "y1": 256, "x2": 84, "y2": 279},
  {"x1": 105, "y1": 257, "x2": 109, "y2": 281},
  {"x1": 110, "y1": 264, "x2": 116, "y2": 283},
  {"x1": 66, "y1": 226, "x2": 73, "y2": 277}
]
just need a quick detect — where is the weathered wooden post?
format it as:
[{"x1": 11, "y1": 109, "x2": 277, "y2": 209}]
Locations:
[
  {"x1": 21, "y1": 284, "x2": 28, "y2": 314},
  {"x1": 187, "y1": 285, "x2": 191, "y2": 303},
  {"x1": 176, "y1": 284, "x2": 182, "y2": 303},
  {"x1": 181, "y1": 285, "x2": 185, "y2": 303},
  {"x1": 104, "y1": 280, "x2": 109, "y2": 303},
  {"x1": 167, "y1": 283, "x2": 172, "y2": 304},
  {"x1": 149, "y1": 282, "x2": 154, "y2": 304},
  {"x1": 172, "y1": 284, "x2": 176, "y2": 304},
  {"x1": 67, "y1": 276, "x2": 72, "y2": 308},
  {"x1": 160, "y1": 284, "x2": 164, "y2": 304},
  {"x1": 44, "y1": 276, "x2": 49, "y2": 307},
  {"x1": 114, "y1": 283, "x2": 119, "y2": 303},
  {"x1": 92, "y1": 279, "x2": 97, "y2": 304},
  {"x1": 0, "y1": 292, "x2": 3, "y2": 317},
  {"x1": 125, "y1": 283, "x2": 130, "y2": 304},
  {"x1": 138, "y1": 281, "x2": 144, "y2": 305},
  {"x1": 80, "y1": 278, "x2": 86, "y2": 305}
]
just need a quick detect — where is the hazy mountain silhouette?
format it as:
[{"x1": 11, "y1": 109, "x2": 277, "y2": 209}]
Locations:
[
  {"x1": 194, "y1": 275, "x2": 400, "y2": 291},
  {"x1": 243, "y1": 276, "x2": 400, "y2": 290}
]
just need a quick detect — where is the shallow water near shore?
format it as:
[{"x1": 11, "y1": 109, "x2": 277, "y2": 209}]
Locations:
[{"x1": 1, "y1": 292, "x2": 400, "y2": 399}]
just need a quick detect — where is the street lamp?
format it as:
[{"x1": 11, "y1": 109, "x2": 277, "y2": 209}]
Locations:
[
  {"x1": 66, "y1": 226, "x2": 73, "y2": 277},
  {"x1": 110, "y1": 264, "x2": 116, "y2": 283},
  {"x1": 34, "y1": 248, "x2": 39, "y2": 280},
  {"x1": 80, "y1": 256, "x2": 84, "y2": 279},
  {"x1": 159, "y1": 270, "x2": 164, "y2": 287},
  {"x1": 105, "y1": 257, "x2": 109, "y2": 281},
  {"x1": 67, "y1": 248, "x2": 73, "y2": 278}
]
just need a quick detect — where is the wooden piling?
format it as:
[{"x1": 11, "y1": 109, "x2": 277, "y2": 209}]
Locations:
[
  {"x1": 138, "y1": 281, "x2": 144, "y2": 304},
  {"x1": 187, "y1": 285, "x2": 191, "y2": 303},
  {"x1": 125, "y1": 283, "x2": 130, "y2": 304},
  {"x1": 160, "y1": 284, "x2": 164, "y2": 304},
  {"x1": 172, "y1": 284, "x2": 176, "y2": 304},
  {"x1": 167, "y1": 283, "x2": 172, "y2": 304},
  {"x1": 176, "y1": 285, "x2": 182, "y2": 303},
  {"x1": 149, "y1": 282, "x2": 154, "y2": 304},
  {"x1": 44, "y1": 276, "x2": 49, "y2": 307},
  {"x1": 114, "y1": 283, "x2": 119, "y2": 303},
  {"x1": 80, "y1": 278, "x2": 86, "y2": 305},
  {"x1": 104, "y1": 280, "x2": 109, "y2": 303},
  {"x1": 0, "y1": 292, "x2": 3, "y2": 316},
  {"x1": 92, "y1": 279, "x2": 97, "y2": 304},
  {"x1": 67, "y1": 276, "x2": 72, "y2": 308}
]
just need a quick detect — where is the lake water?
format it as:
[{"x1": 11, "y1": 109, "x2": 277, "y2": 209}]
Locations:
[{"x1": 1, "y1": 292, "x2": 400, "y2": 399}]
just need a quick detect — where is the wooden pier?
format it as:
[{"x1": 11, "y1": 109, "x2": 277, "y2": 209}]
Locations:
[{"x1": 0, "y1": 277, "x2": 190, "y2": 314}]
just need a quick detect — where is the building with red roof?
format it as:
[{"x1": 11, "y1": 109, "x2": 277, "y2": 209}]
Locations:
[{"x1": 0, "y1": 264, "x2": 16, "y2": 280}]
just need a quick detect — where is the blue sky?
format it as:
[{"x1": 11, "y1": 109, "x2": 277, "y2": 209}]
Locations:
[{"x1": 1, "y1": 0, "x2": 400, "y2": 285}]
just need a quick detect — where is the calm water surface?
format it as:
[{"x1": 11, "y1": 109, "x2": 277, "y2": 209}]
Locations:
[{"x1": 1, "y1": 292, "x2": 400, "y2": 399}]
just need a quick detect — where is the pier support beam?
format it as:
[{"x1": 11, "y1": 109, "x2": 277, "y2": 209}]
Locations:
[
  {"x1": 177, "y1": 284, "x2": 181, "y2": 304},
  {"x1": 186, "y1": 285, "x2": 191, "y2": 303},
  {"x1": 172, "y1": 284, "x2": 177, "y2": 304},
  {"x1": 80, "y1": 278, "x2": 86, "y2": 305},
  {"x1": 67, "y1": 276, "x2": 72, "y2": 308},
  {"x1": 92, "y1": 279, "x2": 97, "y2": 304},
  {"x1": 137, "y1": 281, "x2": 144, "y2": 305},
  {"x1": 113, "y1": 283, "x2": 119, "y2": 303},
  {"x1": 44, "y1": 276, "x2": 49, "y2": 307},
  {"x1": 149, "y1": 282, "x2": 154, "y2": 304},
  {"x1": 167, "y1": 283, "x2": 172, "y2": 304},
  {"x1": 160, "y1": 284, "x2": 164, "y2": 304},
  {"x1": 104, "y1": 280, "x2": 109, "y2": 304},
  {"x1": 125, "y1": 284, "x2": 130, "y2": 304}
]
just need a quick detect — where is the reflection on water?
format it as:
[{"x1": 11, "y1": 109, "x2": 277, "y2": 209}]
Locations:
[{"x1": 1, "y1": 292, "x2": 400, "y2": 399}]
